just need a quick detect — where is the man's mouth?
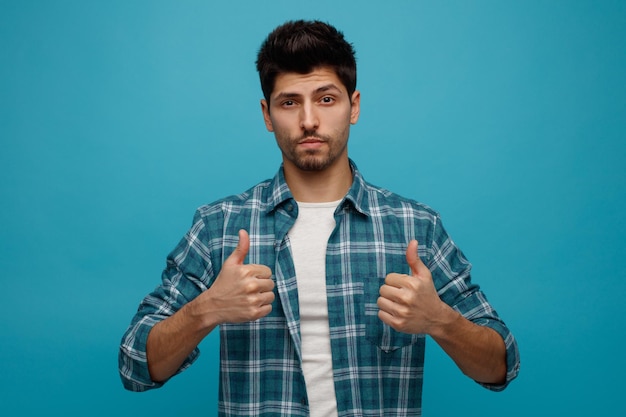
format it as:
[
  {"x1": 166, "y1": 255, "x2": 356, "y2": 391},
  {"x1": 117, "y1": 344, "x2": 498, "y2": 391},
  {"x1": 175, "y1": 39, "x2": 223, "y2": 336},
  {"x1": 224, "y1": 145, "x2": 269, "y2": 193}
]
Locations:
[{"x1": 299, "y1": 137, "x2": 325, "y2": 144}]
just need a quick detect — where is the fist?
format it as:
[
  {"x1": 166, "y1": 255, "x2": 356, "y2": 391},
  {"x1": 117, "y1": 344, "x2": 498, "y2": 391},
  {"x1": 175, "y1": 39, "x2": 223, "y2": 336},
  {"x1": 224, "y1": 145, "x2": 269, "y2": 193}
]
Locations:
[
  {"x1": 193, "y1": 230, "x2": 275, "y2": 325},
  {"x1": 377, "y1": 240, "x2": 445, "y2": 335}
]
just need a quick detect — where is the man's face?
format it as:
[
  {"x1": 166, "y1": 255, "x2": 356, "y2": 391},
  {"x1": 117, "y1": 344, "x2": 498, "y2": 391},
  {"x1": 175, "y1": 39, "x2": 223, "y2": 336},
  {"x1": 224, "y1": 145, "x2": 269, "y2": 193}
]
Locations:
[{"x1": 261, "y1": 67, "x2": 360, "y2": 173}]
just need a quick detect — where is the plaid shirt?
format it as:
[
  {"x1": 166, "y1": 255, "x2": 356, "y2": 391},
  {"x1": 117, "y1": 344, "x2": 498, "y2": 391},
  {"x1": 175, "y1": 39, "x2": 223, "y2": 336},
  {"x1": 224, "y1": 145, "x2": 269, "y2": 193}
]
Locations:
[{"x1": 119, "y1": 160, "x2": 520, "y2": 416}]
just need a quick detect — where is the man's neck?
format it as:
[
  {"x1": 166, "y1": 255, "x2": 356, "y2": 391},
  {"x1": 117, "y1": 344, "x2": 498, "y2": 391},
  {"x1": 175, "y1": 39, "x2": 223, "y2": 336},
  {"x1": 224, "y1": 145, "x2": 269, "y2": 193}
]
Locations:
[{"x1": 283, "y1": 159, "x2": 353, "y2": 203}]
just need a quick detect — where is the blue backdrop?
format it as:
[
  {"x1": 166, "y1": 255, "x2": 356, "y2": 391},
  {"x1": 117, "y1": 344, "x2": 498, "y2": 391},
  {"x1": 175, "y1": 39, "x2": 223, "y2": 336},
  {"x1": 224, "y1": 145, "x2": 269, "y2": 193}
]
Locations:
[{"x1": 1, "y1": 1, "x2": 625, "y2": 415}]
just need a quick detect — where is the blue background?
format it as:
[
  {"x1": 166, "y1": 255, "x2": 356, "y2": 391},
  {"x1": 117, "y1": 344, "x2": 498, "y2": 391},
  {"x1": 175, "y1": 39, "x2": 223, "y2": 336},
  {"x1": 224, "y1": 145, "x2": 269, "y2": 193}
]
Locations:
[{"x1": 1, "y1": 1, "x2": 625, "y2": 415}]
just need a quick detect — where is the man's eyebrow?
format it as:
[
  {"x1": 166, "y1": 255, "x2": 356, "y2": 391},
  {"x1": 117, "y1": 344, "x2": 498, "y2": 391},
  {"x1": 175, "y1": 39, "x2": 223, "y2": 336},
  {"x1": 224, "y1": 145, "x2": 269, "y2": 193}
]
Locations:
[
  {"x1": 273, "y1": 83, "x2": 343, "y2": 101},
  {"x1": 314, "y1": 83, "x2": 343, "y2": 94},
  {"x1": 273, "y1": 91, "x2": 301, "y2": 101}
]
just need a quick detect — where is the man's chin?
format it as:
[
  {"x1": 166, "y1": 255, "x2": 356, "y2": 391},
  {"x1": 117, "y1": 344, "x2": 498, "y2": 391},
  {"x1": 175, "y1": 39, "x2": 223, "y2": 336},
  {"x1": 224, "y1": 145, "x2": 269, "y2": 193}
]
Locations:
[{"x1": 294, "y1": 155, "x2": 332, "y2": 172}]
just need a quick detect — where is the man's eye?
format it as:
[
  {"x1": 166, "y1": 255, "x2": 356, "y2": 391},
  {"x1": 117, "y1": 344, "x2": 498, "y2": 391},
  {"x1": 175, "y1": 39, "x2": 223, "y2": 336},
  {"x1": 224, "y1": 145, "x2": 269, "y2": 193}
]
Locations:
[
  {"x1": 282, "y1": 100, "x2": 295, "y2": 107},
  {"x1": 321, "y1": 97, "x2": 334, "y2": 104}
]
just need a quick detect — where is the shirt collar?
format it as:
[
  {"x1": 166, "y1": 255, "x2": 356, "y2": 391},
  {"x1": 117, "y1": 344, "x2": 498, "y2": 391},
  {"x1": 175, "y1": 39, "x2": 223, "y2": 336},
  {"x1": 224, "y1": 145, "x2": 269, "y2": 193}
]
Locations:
[
  {"x1": 266, "y1": 164, "x2": 294, "y2": 212},
  {"x1": 266, "y1": 159, "x2": 372, "y2": 217}
]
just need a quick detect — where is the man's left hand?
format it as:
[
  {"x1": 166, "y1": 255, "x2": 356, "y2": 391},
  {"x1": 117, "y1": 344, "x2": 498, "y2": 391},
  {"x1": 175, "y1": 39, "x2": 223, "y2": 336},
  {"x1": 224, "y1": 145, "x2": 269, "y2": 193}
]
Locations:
[{"x1": 377, "y1": 240, "x2": 449, "y2": 335}]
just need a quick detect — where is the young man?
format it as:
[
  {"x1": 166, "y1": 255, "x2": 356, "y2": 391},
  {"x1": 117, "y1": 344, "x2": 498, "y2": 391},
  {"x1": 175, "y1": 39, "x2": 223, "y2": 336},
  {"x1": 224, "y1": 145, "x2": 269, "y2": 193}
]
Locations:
[{"x1": 119, "y1": 20, "x2": 520, "y2": 416}]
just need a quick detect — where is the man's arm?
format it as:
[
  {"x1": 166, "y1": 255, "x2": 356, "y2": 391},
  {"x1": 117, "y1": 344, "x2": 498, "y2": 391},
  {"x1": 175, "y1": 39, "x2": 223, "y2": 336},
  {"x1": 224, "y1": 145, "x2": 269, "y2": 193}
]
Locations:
[
  {"x1": 377, "y1": 240, "x2": 506, "y2": 384},
  {"x1": 146, "y1": 229, "x2": 275, "y2": 382},
  {"x1": 419, "y1": 303, "x2": 506, "y2": 384}
]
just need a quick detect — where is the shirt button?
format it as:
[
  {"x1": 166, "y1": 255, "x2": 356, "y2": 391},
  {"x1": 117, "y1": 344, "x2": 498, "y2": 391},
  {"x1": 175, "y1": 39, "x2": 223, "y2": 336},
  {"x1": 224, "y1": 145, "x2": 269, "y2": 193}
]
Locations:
[
  {"x1": 300, "y1": 398, "x2": 307, "y2": 406},
  {"x1": 286, "y1": 204, "x2": 293, "y2": 212}
]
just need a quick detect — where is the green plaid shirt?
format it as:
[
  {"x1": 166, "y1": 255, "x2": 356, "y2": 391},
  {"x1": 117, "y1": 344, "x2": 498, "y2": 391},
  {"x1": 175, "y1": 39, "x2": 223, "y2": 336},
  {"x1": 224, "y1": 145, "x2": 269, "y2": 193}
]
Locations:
[{"x1": 119, "y1": 160, "x2": 520, "y2": 416}]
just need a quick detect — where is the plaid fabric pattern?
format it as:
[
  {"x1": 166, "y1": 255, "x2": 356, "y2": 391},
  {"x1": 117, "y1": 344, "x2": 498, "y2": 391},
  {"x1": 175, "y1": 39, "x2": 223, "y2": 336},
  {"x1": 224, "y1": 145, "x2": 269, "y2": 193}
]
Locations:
[{"x1": 119, "y1": 160, "x2": 520, "y2": 416}]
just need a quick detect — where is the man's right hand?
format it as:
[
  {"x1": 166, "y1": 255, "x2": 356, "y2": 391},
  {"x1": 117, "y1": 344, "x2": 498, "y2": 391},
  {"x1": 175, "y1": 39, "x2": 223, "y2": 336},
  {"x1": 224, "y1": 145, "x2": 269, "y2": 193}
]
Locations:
[
  {"x1": 147, "y1": 229, "x2": 274, "y2": 382},
  {"x1": 189, "y1": 229, "x2": 275, "y2": 327}
]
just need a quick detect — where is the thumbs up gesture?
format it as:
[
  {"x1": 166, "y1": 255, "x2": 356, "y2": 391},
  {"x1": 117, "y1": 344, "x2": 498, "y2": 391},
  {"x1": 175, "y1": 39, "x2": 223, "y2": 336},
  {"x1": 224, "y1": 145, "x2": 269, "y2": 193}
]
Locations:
[
  {"x1": 377, "y1": 240, "x2": 447, "y2": 335},
  {"x1": 192, "y1": 229, "x2": 275, "y2": 325}
]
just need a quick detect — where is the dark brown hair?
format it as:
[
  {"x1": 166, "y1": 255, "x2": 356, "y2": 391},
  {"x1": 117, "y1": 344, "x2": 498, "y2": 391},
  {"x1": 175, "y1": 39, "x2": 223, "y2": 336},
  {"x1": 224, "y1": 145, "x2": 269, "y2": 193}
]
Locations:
[{"x1": 256, "y1": 20, "x2": 357, "y2": 103}]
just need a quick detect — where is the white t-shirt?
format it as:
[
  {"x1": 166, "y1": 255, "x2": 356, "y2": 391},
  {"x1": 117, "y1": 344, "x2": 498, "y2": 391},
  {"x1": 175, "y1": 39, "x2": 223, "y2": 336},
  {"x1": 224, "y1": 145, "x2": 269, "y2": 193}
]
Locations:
[{"x1": 288, "y1": 200, "x2": 340, "y2": 417}]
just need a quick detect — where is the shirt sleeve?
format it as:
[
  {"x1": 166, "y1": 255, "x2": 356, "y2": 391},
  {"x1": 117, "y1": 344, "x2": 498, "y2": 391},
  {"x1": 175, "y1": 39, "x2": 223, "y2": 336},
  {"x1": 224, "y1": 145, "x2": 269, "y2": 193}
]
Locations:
[
  {"x1": 118, "y1": 210, "x2": 215, "y2": 391},
  {"x1": 426, "y1": 214, "x2": 520, "y2": 391}
]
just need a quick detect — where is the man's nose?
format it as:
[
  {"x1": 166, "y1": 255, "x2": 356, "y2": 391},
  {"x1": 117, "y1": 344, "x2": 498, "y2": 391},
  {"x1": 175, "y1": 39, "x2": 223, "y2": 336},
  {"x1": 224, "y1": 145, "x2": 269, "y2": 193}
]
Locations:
[{"x1": 300, "y1": 103, "x2": 319, "y2": 131}]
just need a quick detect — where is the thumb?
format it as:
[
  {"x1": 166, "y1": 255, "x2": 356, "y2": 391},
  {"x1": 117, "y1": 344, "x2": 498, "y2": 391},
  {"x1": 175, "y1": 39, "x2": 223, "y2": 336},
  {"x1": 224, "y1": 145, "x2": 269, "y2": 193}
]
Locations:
[
  {"x1": 225, "y1": 229, "x2": 250, "y2": 266},
  {"x1": 405, "y1": 240, "x2": 426, "y2": 276}
]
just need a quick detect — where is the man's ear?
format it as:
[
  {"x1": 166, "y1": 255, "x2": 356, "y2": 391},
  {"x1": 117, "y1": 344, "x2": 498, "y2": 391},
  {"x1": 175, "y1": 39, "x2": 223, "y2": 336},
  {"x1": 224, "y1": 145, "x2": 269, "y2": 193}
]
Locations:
[
  {"x1": 350, "y1": 90, "x2": 361, "y2": 125},
  {"x1": 260, "y1": 99, "x2": 274, "y2": 132}
]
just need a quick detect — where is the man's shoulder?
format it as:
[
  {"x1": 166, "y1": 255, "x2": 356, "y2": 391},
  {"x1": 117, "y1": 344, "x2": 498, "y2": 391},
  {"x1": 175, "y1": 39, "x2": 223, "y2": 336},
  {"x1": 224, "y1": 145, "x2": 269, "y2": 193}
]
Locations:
[
  {"x1": 361, "y1": 180, "x2": 440, "y2": 218},
  {"x1": 195, "y1": 178, "x2": 274, "y2": 217}
]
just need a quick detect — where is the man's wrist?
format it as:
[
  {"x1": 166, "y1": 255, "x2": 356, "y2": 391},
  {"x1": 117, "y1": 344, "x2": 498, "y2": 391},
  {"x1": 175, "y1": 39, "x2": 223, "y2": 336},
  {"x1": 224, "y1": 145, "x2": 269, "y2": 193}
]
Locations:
[
  {"x1": 182, "y1": 297, "x2": 220, "y2": 336},
  {"x1": 426, "y1": 302, "x2": 462, "y2": 339}
]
